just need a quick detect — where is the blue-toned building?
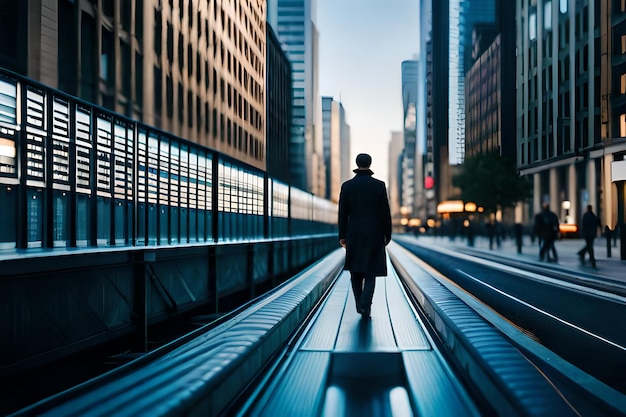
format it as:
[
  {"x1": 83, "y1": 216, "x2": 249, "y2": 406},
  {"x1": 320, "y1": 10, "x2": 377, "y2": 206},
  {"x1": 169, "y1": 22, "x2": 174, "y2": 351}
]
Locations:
[{"x1": 267, "y1": 0, "x2": 322, "y2": 194}]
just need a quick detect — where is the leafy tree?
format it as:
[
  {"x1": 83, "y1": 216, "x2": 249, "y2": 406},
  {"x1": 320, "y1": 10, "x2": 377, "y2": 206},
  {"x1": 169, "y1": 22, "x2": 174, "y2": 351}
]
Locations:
[{"x1": 453, "y1": 153, "x2": 532, "y2": 213}]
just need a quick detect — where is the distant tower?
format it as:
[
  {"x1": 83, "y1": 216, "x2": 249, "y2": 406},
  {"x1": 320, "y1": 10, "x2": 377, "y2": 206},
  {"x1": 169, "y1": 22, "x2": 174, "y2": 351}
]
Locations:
[
  {"x1": 401, "y1": 60, "x2": 419, "y2": 219},
  {"x1": 388, "y1": 131, "x2": 404, "y2": 231},
  {"x1": 267, "y1": 0, "x2": 322, "y2": 193},
  {"x1": 321, "y1": 96, "x2": 350, "y2": 202}
]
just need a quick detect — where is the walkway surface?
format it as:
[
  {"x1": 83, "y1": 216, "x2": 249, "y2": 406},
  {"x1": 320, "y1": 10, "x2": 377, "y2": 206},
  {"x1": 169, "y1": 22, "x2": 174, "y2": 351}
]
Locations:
[{"x1": 407, "y1": 234, "x2": 625, "y2": 284}]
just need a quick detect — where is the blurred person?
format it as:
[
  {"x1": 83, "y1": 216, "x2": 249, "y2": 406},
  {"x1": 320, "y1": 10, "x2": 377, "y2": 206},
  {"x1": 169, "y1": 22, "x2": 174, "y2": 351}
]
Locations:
[
  {"x1": 537, "y1": 202, "x2": 559, "y2": 262},
  {"x1": 577, "y1": 205, "x2": 601, "y2": 267},
  {"x1": 514, "y1": 223, "x2": 523, "y2": 254},
  {"x1": 486, "y1": 218, "x2": 496, "y2": 250},
  {"x1": 338, "y1": 153, "x2": 392, "y2": 318},
  {"x1": 532, "y1": 211, "x2": 543, "y2": 248}
]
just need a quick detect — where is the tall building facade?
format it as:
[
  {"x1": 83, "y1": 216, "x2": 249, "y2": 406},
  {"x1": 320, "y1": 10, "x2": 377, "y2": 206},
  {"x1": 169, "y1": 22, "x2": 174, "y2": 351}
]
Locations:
[
  {"x1": 454, "y1": 0, "x2": 496, "y2": 164},
  {"x1": 401, "y1": 60, "x2": 421, "y2": 220},
  {"x1": 466, "y1": 34, "x2": 503, "y2": 158},
  {"x1": 0, "y1": 0, "x2": 267, "y2": 171},
  {"x1": 267, "y1": 0, "x2": 323, "y2": 194},
  {"x1": 517, "y1": 0, "x2": 626, "y2": 234},
  {"x1": 321, "y1": 96, "x2": 350, "y2": 202},
  {"x1": 418, "y1": 0, "x2": 495, "y2": 218},
  {"x1": 465, "y1": 2, "x2": 516, "y2": 161},
  {"x1": 266, "y1": 25, "x2": 292, "y2": 184},
  {"x1": 388, "y1": 131, "x2": 404, "y2": 231},
  {"x1": 418, "y1": 0, "x2": 436, "y2": 219}
]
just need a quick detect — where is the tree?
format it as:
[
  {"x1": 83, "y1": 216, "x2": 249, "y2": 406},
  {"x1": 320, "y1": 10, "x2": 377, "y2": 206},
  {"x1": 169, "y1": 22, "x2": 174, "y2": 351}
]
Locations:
[{"x1": 453, "y1": 153, "x2": 532, "y2": 213}]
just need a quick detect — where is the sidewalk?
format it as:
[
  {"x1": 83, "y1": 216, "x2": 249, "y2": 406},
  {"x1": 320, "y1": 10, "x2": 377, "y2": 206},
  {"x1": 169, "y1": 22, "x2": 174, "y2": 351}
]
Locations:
[{"x1": 406, "y1": 234, "x2": 626, "y2": 284}]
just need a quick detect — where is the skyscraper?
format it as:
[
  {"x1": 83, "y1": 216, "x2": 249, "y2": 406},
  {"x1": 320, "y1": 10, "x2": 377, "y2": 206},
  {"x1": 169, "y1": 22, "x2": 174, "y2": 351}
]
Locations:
[
  {"x1": 266, "y1": 25, "x2": 292, "y2": 185},
  {"x1": 321, "y1": 96, "x2": 350, "y2": 202},
  {"x1": 418, "y1": 0, "x2": 495, "y2": 210},
  {"x1": 267, "y1": 0, "x2": 322, "y2": 193},
  {"x1": 388, "y1": 131, "x2": 404, "y2": 231},
  {"x1": 401, "y1": 60, "x2": 420, "y2": 219},
  {"x1": 517, "y1": 0, "x2": 626, "y2": 237}
]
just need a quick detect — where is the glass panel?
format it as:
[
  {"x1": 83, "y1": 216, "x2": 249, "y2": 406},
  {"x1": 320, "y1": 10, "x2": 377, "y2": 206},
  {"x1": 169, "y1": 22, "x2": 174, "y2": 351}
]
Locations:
[
  {"x1": 52, "y1": 190, "x2": 69, "y2": 247},
  {"x1": 179, "y1": 145, "x2": 189, "y2": 242},
  {"x1": 197, "y1": 151, "x2": 207, "y2": 240},
  {"x1": 544, "y1": 2, "x2": 552, "y2": 30},
  {"x1": 51, "y1": 97, "x2": 70, "y2": 187},
  {"x1": 137, "y1": 130, "x2": 147, "y2": 245},
  {"x1": 114, "y1": 199, "x2": 124, "y2": 245},
  {"x1": 188, "y1": 149, "x2": 198, "y2": 241},
  {"x1": 25, "y1": 87, "x2": 46, "y2": 184},
  {"x1": 97, "y1": 196, "x2": 111, "y2": 246},
  {"x1": 148, "y1": 202, "x2": 157, "y2": 245},
  {"x1": 75, "y1": 106, "x2": 92, "y2": 194},
  {"x1": 0, "y1": 72, "x2": 15, "y2": 178},
  {"x1": 0, "y1": 137, "x2": 17, "y2": 177},
  {"x1": 76, "y1": 194, "x2": 91, "y2": 247},
  {"x1": 113, "y1": 123, "x2": 127, "y2": 245},
  {"x1": 27, "y1": 188, "x2": 43, "y2": 247},
  {"x1": 0, "y1": 78, "x2": 17, "y2": 127},
  {"x1": 169, "y1": 140, "x2": 180, "y2": 243},
  {"x1": 96, "y1": 114, "x2": 112, "y2": 197},
  {"x1": 159, "y1": 137, "x2": 169, "y2": 244},
  {"x1": 0, "y1": 185, "x2": 16, "y2": 248},
  {"x1": 147, "y1": 133, "x2": 158, "y2": 245}
]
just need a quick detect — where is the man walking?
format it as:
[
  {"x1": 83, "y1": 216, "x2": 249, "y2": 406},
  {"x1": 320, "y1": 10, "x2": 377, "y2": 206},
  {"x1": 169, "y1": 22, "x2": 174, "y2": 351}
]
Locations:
[
  {"x1": 338, "y1": 153, "x2": 392, "y2": 318},
  {"x1": 537, "y1": 202, "x2": 559, "y2": 262},
  {"x1": 577, "y1": 205, "x2": 601, "y2": 267}
]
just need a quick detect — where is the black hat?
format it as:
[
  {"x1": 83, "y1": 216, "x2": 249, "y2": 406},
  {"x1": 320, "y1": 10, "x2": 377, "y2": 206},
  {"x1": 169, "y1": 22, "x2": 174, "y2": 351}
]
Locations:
[{"x1": 355, "y1": 153, "x2": 372, "y2": 168}]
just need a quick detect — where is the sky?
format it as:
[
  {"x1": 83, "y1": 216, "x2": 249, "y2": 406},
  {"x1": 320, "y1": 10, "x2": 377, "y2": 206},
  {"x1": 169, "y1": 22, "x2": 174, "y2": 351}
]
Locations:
[{"x1": 316, "y1": 0, "x2": 421, "y2": 183}]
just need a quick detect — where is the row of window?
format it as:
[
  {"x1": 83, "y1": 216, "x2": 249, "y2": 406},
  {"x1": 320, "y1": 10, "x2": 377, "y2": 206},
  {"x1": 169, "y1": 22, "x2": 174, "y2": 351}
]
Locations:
[
  {"x1": 78, "y1": 0, "x2": 266, "y2": 167},
  {"x1": 0, "y1": 73, "x2": 336, "y2": 250}
]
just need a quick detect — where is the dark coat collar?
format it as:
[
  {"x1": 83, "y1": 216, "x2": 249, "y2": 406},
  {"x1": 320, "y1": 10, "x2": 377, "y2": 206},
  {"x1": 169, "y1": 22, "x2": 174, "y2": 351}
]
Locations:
[{"x1": 352, "y1": 168, "x2": 374, "y2": 175}]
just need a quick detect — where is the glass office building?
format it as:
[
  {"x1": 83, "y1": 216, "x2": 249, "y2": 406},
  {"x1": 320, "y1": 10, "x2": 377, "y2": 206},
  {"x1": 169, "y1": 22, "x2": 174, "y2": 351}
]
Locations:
[
  {"x1": 267, "y1": 0, "x2": 321, "y2": 193},
  {"x1": 517, "y1": 0, "x2": 626, "y2": 233}
]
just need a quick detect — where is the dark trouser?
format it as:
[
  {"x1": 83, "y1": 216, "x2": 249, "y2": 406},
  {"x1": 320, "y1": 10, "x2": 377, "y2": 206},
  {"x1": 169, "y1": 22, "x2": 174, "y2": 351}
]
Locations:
[
  {"x1": 540, "y1": 236, "x2": 557, "y2": 261},
  {"x1": 350, "y1": 272, "x2": 376, "y2": 315},
  {"x1": 578, "y1": 237, "x2": 596, "y2": 265}
]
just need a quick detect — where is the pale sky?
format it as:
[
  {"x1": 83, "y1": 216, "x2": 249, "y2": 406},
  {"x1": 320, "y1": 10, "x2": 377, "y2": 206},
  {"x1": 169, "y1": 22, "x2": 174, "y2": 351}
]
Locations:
[{"x1": 317, "y1": 0, "x2": 420, "y2": 183}]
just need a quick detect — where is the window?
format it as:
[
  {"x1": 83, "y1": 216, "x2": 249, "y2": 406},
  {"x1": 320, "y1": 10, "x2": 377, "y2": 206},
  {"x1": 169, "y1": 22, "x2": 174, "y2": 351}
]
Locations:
[
  {"x1": 544, "y1": 2, "x2": 552, "y2": 30},
  {"x1": 621, "y1": 114, "x2": 626, "y2": 137}
]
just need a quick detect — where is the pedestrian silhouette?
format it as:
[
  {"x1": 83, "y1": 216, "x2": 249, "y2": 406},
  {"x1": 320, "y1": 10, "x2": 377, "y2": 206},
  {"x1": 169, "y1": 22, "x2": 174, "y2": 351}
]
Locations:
[
  {"x1": 514, "y1": 223, "x2": 523, "y2": 254},
  {"x1": 338, "y1": 153, "x2": 392, "y2": 318},
  {"x1": 536, "y1": 202, "x2": 559, "y2": 262},
  {"x1": 577, "y1": 205, "x2": 601, "y2": 267}
]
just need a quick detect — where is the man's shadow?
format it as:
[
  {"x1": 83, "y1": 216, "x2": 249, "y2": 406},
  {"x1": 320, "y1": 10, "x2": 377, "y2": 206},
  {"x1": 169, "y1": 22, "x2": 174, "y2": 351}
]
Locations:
[{"x1": 355, "y1": 317, "x2": 372, "y2": 349}]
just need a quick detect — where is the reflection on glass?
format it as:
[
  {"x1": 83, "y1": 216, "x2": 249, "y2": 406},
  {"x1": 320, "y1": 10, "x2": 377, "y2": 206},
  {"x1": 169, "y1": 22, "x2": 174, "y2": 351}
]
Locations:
[
  {"x1": 97, "y1": 196, "x2": 111, "y2": 246},
  {"x1": 114, "y1": 199, "x2": 124, "y2": 245},
  {"x1": 27, "y1": 189, "x2": 43, "y2": 248},
  {"x1": 52, "y1": 191, "x2": 68, "y2": 247},
  {"x1": 76, "y1": 194, "x2": 91, "y2": 247}
]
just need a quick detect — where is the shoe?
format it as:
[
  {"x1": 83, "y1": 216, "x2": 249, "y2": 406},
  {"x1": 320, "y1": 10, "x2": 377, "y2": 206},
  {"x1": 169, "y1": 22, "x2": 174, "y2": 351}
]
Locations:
[{"x1": 578, "y1": 253, "x2": 585, "y2": 265}]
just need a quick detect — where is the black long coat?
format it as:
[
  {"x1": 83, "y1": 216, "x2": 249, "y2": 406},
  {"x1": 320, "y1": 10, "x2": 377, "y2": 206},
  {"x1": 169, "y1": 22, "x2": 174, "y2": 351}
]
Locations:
[{"x1": 338, "y1": 170, "x2": 392, "y2": 276}]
